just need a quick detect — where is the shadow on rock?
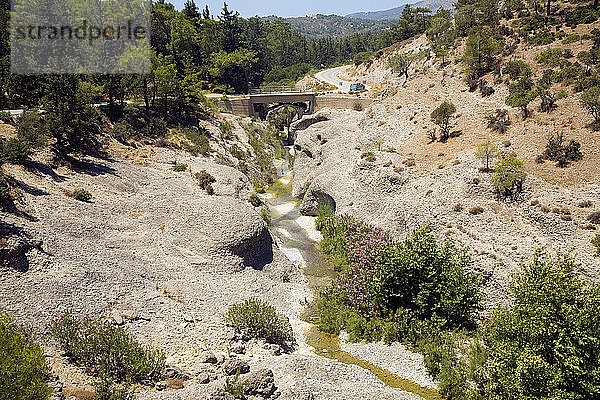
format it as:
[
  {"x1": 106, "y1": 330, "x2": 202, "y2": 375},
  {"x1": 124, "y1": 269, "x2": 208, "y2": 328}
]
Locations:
[{"x1": 233, "y1": 227, "x2": 274, "y2": 270}]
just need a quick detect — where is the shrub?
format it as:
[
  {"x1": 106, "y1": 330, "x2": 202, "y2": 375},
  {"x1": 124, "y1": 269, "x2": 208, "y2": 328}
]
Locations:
[
  {"x1": 503, "y1": 60, "x2": 532, "y2": 81},
  {"x1": 49, "y1": 311, "x2": 165, "y2": 382},
  {"x1": 245, "y1": 124, "x2": 280, "y2": 181},
  {"x1": 229, "y1": 144, "x2": 246, "y2": 160},
  {"x1": 195, "y1": 170, "x2": 216, "y2": 194},
  {"x1": 565, "y1": 6, "x2": 599, "y2": 28},
  {"x1": 219, "y1": 120, "x2": 233, "y2": 139},
  {"x1": 0, "y1": 111, "x2": 13, "y2": 125},
  {"x1": 172, "y1": 163, "x2": 188, "y2": 172},
  {"x1": 94, "y1": 375, "x2": 134, "y2": 400},
  {"x1": 481, "y1": 251, "x2": 600, "y2": 399},
  {"x1": 110, "y1": 109, "x2": 166, "y2": 143},
  {"x1": 0, "y1": 312, "x2": 52, "y2": 400},
  {"x1": 225, "y1": 298, "x2": 294, "y2": 346},
  {"x1": 181, "y1": 127, "x2": 211, "y2": 156},
  {"x1": 431, "y1": 100, "x2": 457, "y2": 141},
  {"x1": 562, "y1": 34, "x2": 580, "y2": 45},
  {"x1": 353, "y1": 103, "x2": 364, "y2": 111},
  {"x1": 542, "y1": 132, "x2": 583, "y2": 167},
  {"x1": 361, "y1": 152, "x2": 376, "y2": 162},
  {"x1": 491, "y1": 156, "x2": 526, "y2": 198},
  {"x1": 16, "y1": 111, "x2": 49, "y2": 149},
  {"x1": 0, "y1": 183, "x2": 11, "y2": 209},
  {"x1": 1, "y1": 138, "x2": 29, "y2": 165},
  {"x1": 465, "y1": 71, "x2": 479, "y2": 92},
  {"x1": 224, "y1": 371, "x2": 244, "y2": 397},
  {"x1": 536, "y1": 48, "x2": 565, "y2": 67},
  {"x1": 588, "y1": 211, "x2": 600, "y2": 224},
  {"x1": 469, "y1": 206, "x2": 484, "y2": 215},
  {"x1": 69, "y1": 189, "x2": 93, "y2": 203},
  {"x1": 259, "y1": 208, "x2": 271, "y2": 225},
  {"x1": 249, "y1": 194, "x2": 262, "y2": 207},
  {"x1": 318, "y1": 218, "x2": 483, "y2": 337},
  {"x1": 486, "y1": 109, "x2": 511, "y2": 134},
  {"x1": 315, "y1": 200, "x2": 335, "y2": 231},
  {"x1": 479, "y1": 80, "x2": 495, "y2": 97},
  {"x1": 593, "y1": 235, "x2": 600, "y2": 256}
]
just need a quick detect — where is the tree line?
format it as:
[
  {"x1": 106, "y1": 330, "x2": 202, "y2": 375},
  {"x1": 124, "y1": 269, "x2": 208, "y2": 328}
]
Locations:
[{"x1": 0, "y1": 0, "x2": 427, "y2": 113}]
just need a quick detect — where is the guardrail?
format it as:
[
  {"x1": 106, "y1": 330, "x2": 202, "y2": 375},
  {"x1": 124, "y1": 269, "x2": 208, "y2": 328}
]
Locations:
[{"x1": 249, "y1": 86, "x2": 315, "y2": 95}]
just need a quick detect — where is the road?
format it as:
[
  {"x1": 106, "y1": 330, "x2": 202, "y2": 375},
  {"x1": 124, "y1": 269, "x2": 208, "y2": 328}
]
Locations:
[{"x1": 314, "y1": 65, "x2": 371, "y2": 93}]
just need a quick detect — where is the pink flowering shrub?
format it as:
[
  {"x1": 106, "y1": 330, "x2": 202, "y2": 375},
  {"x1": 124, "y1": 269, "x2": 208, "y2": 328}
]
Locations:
[
  {"x1": 317, "y1": 215, "x2": 483, "y2": 342},
  {"x1": 50, "y1": 311, "x2": 165, "y2": 383}
]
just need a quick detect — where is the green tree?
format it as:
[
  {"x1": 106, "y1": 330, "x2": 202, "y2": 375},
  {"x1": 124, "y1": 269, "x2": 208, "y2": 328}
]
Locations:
[
  {"x1": 389, "y1": 54, "x2": 414, "y2": 83},
  {"x1": 370, "y1": 227, "x2": 483, "y2": 328},
  {"x1": 152, "y1": 53, "x2": 177, "y2": 117},
  {"x1": 506, "y1": 88, "x2": 537, "y2": 119},
  {"x1": 218, "y1": 3, "x2": 242, "y2": 53},
  {"x1": 464, "y1": 27, "x2": 501, "y2": 76},
  {"x1": 182, "y1": 0, "x2": 199, "y2": 21},
  {"x1": 491, "y1": 156, "x2": 526, "y2": 197},
  {"x1": 483, "y1": 251, "x2": 600, "y2": 399},
  {"x1": 431, "y1": 100, "x2": 457, "y2": 141},
  {"x1": 44, "y1": 76, "x2": 99, "y2": 155},
  {"x1": 427, "y1": 10, "x2": 455, "y2": 65},
  {"x1": 475, "y1": 140, "x2": 501, "y2": 171},
  {"x1": 273, "y1": 106, "x2": 299, "y2": 137},
  {"x1": 503, "y1": 60, "x2": 532, "y2": 81},
  {"x1": 581, "y1": 85, "x2": 600, "y2": 124},
  {"x1": 211, "y1": 48, "x2": 258, "y2": 93}
]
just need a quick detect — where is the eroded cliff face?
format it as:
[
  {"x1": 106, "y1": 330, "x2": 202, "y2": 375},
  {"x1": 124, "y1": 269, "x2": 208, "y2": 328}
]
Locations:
[{"x1": 292, "y1": 108, "x2": 600, "y2": 309}]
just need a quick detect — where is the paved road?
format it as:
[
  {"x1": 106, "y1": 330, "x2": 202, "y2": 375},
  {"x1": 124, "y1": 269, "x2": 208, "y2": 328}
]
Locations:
[{"x1": 314, "y1": 65, "x2": 371, "y2": 93}]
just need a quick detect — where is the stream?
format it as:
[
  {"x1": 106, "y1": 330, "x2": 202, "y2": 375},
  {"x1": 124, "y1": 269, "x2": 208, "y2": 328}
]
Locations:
[{"x1": 265, "y1": 156, "x2": 444, "y2": 400}]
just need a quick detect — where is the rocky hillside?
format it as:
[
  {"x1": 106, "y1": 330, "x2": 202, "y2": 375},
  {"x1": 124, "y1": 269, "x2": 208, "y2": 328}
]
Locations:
[
  {"x1": 347, "y1": 0, "x2": 456, "y2": 21},
  {"x1": 0, "y1": 112, "x2": 426, "y2": 399},
  {"x1": 261, "y1": 14, "x2": 392, "y2": 39},
  {"x1": 292, "y1": 20, "x2": 600, "y2": 308}
]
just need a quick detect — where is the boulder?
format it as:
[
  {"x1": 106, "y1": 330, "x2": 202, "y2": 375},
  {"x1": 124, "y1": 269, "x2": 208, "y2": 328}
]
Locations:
[
  {"x1": 197, "y1": 372, "x2": 210, "y2": 384},
  {"x1": 0, "y1": 223, "x2": 41, "y2": 271},
  {"x1": 222, "y1": 357, "x2": 250, "y2": 376},
  {"x1": 199, "y1": 350, "x2": 218, "y2": 364},
  {"x1": 165, "y1": 378, "x2": 185, "y2": 389},
  {"x1": 172, "y1": 197, "x2": 274, "y2": 272},
  {"x1": 231, "y1": 342, "x2": 246, "y2": 354},
  {"x1": 242, "y1": 369, "x2": 277, "y2": 398}
]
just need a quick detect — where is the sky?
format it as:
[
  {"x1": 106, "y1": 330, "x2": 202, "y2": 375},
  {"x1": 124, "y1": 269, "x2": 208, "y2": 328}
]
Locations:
[{"x1": 169, "y1": 0, "x2": 406, "y2": 18}]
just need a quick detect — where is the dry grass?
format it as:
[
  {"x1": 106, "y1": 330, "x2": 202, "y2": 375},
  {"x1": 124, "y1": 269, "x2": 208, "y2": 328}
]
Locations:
[{"x1": 348, "y1": 19, "x2": 600, "y2": 188}]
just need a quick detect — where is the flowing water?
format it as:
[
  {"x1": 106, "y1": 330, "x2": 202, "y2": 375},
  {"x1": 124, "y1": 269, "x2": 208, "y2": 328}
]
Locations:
[{"x1": 266, "y1": 159, "x2": 444, "y2": 400}]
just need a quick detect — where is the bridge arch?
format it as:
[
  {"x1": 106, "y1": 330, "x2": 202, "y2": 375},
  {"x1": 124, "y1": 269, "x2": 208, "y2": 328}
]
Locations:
[{"x1": 265, "y1": 103, "x2": 306, "y2": 121}]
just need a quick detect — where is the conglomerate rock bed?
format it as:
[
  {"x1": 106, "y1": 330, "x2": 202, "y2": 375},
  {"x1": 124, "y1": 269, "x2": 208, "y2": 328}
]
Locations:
[{"x1": 0, "y1": 142, "x2": 423, "y2": 399}]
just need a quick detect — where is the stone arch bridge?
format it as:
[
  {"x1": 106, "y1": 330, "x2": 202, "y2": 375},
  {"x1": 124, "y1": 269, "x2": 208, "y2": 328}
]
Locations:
[{"x1": 217, "y1": 88, "x2": 374, "y2": 118}]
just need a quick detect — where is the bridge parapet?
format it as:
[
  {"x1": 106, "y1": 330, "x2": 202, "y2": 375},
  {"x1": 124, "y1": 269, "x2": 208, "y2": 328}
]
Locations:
[{"x1": 249, "y1": 86, "x2": 315, "y2": 95}]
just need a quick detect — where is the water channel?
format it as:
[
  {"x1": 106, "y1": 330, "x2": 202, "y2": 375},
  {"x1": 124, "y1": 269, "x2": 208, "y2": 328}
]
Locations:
[{"x1": 265, "y1": 155, "x2": 444, "y2": 400}]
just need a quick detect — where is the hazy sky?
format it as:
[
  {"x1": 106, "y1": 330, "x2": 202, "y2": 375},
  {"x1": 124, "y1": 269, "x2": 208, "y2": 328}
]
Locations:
[{"x1": 169, "y1": 0, "x2": 406, "y2": 18}]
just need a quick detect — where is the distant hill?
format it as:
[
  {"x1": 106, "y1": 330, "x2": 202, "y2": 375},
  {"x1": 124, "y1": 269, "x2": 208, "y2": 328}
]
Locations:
[
  {"x1": 347, "y1": 0, "x2": 456, "y2": 21},
  {"x1": 262, "y1": 14, "x2": 392, "y2": 40}
]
